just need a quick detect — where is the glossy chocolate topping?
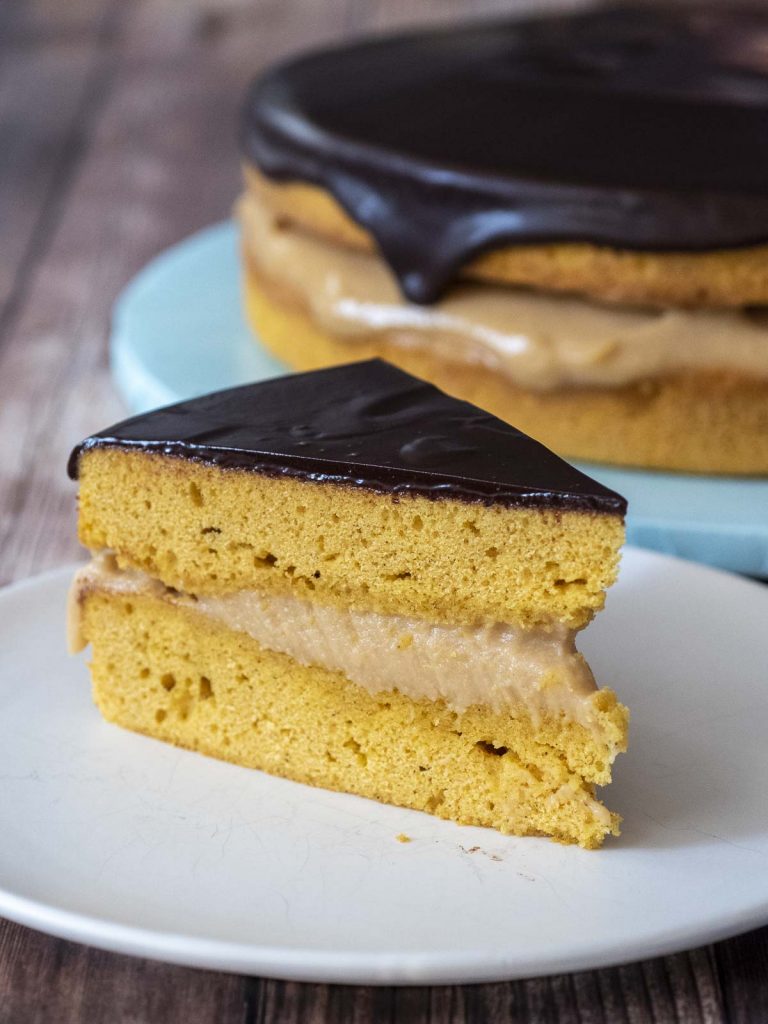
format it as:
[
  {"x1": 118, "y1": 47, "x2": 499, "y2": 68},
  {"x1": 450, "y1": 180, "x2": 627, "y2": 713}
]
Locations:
[
  {"x1": 242, "y1": 4, "x2": 768, "y2": 302},
  {"x1": 68, "y1": 360, "x2": 625, "y2": 514}
]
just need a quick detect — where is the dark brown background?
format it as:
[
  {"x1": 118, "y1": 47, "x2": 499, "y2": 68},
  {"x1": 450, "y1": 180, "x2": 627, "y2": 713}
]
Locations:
[{"x1": 0, "y1": 0, "x2": 766, "y2": 1020}]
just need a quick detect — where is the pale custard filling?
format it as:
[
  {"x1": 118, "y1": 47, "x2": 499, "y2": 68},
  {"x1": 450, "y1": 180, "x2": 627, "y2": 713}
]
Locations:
[
  {"x1": 239, "y1": 189, "x2": 768, "y2": 390},
  {"x1": 69, "y1": 554, "x2": 612, "y2": 738}
]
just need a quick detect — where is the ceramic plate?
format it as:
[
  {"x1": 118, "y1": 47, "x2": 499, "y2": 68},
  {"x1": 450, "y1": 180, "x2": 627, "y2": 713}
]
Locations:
[
  {"x1": 1, "y1": 553, "x2": 767, "y2": 982},
  {"x1": 110, "y1": 223, "x2": 768, "y2": 578}
]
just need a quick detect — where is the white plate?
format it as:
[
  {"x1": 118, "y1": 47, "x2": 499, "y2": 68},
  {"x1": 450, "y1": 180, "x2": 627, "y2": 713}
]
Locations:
[
  {"x1": 1, "y1": 552, "x2": 767, "y2": 983},
  {"x1": 110, "y1": 222, "x2": 768, "y2": 578}
]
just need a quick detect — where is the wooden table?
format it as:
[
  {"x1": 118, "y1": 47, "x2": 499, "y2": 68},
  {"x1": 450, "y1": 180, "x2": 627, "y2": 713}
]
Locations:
[{"x1": 1, "y1": 0, "x2": 766, "y2": 1019}]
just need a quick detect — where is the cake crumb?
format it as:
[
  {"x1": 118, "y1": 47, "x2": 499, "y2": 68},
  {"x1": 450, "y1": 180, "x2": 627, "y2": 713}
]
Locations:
[
  {"x1": 396, "y1": 833, "x2": 412, "y2": 843},
  {"x1": 460, "y1": 844, "x2": 503, "y2": 862}
]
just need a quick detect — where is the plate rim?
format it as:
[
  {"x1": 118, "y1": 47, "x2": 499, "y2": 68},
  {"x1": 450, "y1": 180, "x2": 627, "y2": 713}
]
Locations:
[{"x1": 2, "y1": 880, "x2": 767, "y2": 985}]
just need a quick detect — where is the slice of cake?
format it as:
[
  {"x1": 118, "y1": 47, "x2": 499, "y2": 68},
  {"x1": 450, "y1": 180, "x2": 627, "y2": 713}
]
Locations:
[{"x1": 68, "y1": 360, "x2": 628, "y2": 848}]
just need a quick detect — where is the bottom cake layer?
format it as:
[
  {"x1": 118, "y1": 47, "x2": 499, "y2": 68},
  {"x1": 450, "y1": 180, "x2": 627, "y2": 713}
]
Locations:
[{"x1": 80, "y1": 589, "x2": 624, "y2": 848}]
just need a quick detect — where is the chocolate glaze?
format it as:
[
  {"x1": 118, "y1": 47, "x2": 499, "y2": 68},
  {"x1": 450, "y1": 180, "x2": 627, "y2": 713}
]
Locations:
[
  {"x1": 68, "y1": 360, "x2": 625, "y2": 515},
  {"x1": 242, "y1": 4, "x2": 768, "y2": 302}
]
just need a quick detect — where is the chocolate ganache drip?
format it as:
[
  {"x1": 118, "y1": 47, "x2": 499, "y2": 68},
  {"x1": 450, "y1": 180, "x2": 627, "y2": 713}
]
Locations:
[
  {"x1": 68, "y1": 360, "x2": 626, "y2": 515},
  {"x1": 242, "y1": 5, "x2": 768, "y2": 303}
]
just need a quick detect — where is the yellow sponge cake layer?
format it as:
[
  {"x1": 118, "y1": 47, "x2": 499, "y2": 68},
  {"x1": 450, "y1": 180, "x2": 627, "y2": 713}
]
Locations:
[
  {"x1": 80, "y1": 588, "x2": 624, "y2": 848},
  {"x1": 245, "y1": 168, "x2": 768, "y2": 311},
  {"x1": 77, "y1": 447, "x2": 624, "y2": 631}
]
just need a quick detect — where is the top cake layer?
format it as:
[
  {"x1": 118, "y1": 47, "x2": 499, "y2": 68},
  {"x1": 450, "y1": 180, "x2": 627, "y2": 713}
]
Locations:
[
  {"x1": 70, "y1": 362, "x2": 625, "y2": 629},
  {"x1": 242, "y1": 4, "x2": 768, "y2": 302},
  {"x1": 68, "y1": 360, "x2": 625, "y2": 515}
]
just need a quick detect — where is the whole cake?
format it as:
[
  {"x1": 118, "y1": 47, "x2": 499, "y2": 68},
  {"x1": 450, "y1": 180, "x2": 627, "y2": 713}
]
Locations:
[
  {"x1": 68, "y1": 360, "x2": 628, "y2": 848},
  {"x1": 239, "y1": 5, "x2": 768, "y2": 474}
]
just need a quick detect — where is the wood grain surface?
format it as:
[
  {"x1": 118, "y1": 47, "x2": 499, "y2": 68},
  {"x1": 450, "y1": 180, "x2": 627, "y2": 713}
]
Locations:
[{"x1": 0, "y1": 0, "x2": 766, "y2": 1020}]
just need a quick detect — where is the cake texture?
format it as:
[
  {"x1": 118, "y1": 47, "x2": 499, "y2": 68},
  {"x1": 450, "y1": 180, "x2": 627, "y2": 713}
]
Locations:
[
  {"x1": 239, "y1": 5, "x2": 768, "y2": 473},
  {"x1": 69, "y1": 360, "x2": 629, "y2": 848}
]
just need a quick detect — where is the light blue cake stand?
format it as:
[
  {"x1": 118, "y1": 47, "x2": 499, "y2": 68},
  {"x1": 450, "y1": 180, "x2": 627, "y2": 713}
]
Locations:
[{"x1": 111, "y1": 222, "x2": 768, "y2": 577}]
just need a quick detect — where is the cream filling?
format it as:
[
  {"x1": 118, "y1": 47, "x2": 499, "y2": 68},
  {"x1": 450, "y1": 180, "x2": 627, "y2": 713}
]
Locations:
[
  {"x1": 239, "y1": 189, "x2": 768, "y2": 390},
  {"x1": 69, "y1": 554, "x2": 610, "y2": 737}
]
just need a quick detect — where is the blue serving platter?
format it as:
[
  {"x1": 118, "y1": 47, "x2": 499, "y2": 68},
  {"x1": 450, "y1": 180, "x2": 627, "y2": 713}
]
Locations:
[{"x1": 111, "y1": 222, "x2": 768, "y2": 577}]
